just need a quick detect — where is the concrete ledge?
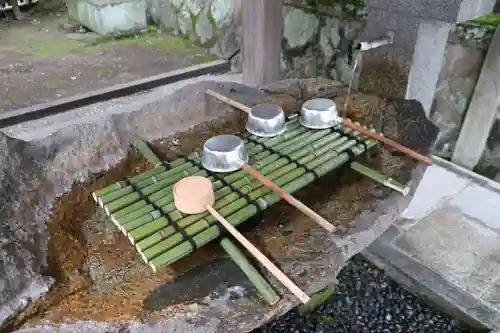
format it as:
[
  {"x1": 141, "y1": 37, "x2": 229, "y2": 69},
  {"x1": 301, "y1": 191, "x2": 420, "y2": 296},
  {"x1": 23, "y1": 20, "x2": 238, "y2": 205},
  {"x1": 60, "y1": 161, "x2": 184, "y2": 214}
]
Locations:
[
  {"x1": 0, "y1": 60, "x2": 232, "y2": 129},
  {"x1": 433, "y1": 155, "x2": 500, "y2": 194}
]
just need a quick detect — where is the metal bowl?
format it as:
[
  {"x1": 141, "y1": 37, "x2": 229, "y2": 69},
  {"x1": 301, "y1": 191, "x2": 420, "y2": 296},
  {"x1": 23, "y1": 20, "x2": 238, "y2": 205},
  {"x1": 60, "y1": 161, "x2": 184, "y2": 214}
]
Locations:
[
  {"x1": 202, "y1": 135, "x2": 249, "y2": 173},
  {"x1": 299, "y1": 98, "x2": 340, "y2": 129},
  {"x1": 246, "y1": 103, "x2": 287, "y2": 137}
]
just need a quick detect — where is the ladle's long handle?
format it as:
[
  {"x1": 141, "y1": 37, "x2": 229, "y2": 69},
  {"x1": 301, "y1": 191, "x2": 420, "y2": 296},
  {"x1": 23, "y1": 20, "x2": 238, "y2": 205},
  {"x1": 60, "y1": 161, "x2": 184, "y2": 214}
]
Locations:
[
  {"x1": 206, "y1": 205, "x2": 311, "y2": 304},
  {"x1": 240, "y1": 164, "x2": 336, "y2": 233},
  {"x1": 206, "y1": 89, "x2": 252, "y2": 113},
  {"x1": 340, "y1": 119, "x2": 433, "y2": 165}
]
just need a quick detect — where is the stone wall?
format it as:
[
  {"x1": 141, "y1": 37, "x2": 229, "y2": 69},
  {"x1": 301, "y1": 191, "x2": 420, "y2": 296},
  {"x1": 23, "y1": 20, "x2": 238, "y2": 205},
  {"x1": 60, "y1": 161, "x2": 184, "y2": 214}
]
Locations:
[
  {"x1": 429, "y1": 23, "x2": 490, "y2": 159},
  {"x1": 147, "y1": 0, "x2": 366, "y2": 84},
  {"x1": 429, "y1": 18, "x2": 500, "y2": 181}
]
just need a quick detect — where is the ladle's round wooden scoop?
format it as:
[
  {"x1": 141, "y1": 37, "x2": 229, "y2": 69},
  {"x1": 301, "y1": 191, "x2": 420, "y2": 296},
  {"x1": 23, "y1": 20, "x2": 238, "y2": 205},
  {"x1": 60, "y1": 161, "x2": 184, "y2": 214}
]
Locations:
[
  {"x1": 202, "y1": 135, "x2": 336, "y2": 233},
  {"x1": 173, "y1": 176, "x2": 311, "y2": 304}
]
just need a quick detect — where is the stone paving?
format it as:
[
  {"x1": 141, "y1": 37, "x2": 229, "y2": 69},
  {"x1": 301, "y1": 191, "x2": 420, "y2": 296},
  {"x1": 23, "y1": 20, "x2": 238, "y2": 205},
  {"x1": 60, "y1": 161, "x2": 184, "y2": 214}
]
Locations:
[{"x1": 364, "y1": 156, "x2": 500, "y2": 330}]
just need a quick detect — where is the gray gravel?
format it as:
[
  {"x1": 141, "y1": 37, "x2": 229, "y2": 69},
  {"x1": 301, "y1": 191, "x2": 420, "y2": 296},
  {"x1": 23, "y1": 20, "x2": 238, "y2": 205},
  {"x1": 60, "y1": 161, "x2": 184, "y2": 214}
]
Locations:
[{"x1": 253, "y1": 255, "x2": 481, "y2": 333}]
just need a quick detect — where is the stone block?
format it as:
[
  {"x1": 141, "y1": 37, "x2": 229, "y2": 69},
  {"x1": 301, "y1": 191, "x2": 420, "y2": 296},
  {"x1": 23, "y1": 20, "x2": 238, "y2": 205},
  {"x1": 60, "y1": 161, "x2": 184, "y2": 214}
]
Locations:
[
  {"x1": 430, "y1": 42, "x2": 485, "y2": 158},
  {"x1": 449, "y1": 184, "x2": 500, "y2": 231},
  {"x1": 481, "y1": 278, "x2": 500, "y2": 312},
  {"x1": 281, "y1": 6, "x2": 365, "y2": 84},
  {"x1": 365, "y1": 0, "x2": 461, "y2": 22},
  {"x1": 395, "y1": 204, "x2": 500, "y2": 297},
  {"x1": 283, "y1": 8, "x2": 319, "y2": 49},
  {"x1": 402, "y1": 164, "x2": 470, "y2": 220},
  {"x1": 405, "y1": 21, "x2": 453, "y2": 117},
  {"x1": 452, "y1": 26, "x2": 500, "y2": 170},
  {"x1": 362, "y1": 7, "x2": 424, "y2": 65},
  {"x1": 67, "y1": 0, "x2": 147, "y2": 35},
  {"x1": 148, "y1": 0, "x2": 241, "y2": 57}
]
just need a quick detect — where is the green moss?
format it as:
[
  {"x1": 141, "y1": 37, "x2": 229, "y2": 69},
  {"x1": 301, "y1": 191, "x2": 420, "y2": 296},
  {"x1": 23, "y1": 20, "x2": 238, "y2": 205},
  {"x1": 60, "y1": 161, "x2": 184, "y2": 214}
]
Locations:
[
  {"x1": 188, "y1": 6, "x2": 218, "y2": 48},
  {"x1": 23, "y1": 29, "x2": 206, "y2": 59},
  {"x1": 307, "y1": 0, "x2": 364, "y2": 9},
  {"x1": 470, "y1": 13, "x2": 500, "y2": 27},
  {"x1": 298, "y1": 285, "x2": 335, "y2": 315},
  {"x1": 304, "y1": 0, "x2": 365, "y2": 18},
  {"x1": 203, "y1": 6, "x2": 219, "y2": 48},
  {"x1": 318, "y1": 315, "x2": 338, "y2": 325},
  {"x1": 85, "y1": 33, "x2": 200, "y2": 53},
  {"x1": 97, "y1": 69, "x2": 114, "y2": 78},
  {"x1": 341, "y1": 0, "x2": 365, "y2": 9},
  {"x1": 0, "y1": 99, "x2": 12, "y2": 107},
  {"x1": 187, "y1": 54, "x2": 217, "y2": 65},
  {"x1": 473, "y1": 161, "x2": 499, "y2": 179},
  {"x1": 188, "y1": 54, "x2": 214, "y2": 64},
  {"x1": 25, "y1": 37, "x2": 83, "y2": 59},
  {"x1": 42, "y1": 79, "x2": 63, "y2": 90},
  {"x1": 454, "y1": 21, "x2": 495, "y2": 49},
  {"x1": 36, "y1": 0, "x2": 64, "y2": 13}
]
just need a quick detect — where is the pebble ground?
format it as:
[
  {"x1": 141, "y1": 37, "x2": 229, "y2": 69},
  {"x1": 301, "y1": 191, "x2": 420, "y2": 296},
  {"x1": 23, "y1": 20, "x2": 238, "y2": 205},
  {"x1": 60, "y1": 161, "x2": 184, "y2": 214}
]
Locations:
[{"x1": 252, "y1": 255, "x2": 482, "y2": 333}]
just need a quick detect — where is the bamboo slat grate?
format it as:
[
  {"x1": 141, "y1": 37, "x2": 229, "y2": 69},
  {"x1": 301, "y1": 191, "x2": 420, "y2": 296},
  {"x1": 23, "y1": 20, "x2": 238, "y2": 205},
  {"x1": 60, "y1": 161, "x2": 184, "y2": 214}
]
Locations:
[{"x1": 92, "y1": 118, "x2": 380, "y2": 272}]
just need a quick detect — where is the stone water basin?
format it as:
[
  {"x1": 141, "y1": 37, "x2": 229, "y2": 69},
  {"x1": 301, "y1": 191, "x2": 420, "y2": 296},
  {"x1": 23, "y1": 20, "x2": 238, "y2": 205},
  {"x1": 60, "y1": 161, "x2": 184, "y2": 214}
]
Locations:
[{"x1": 0, "y1": 79, "x2": 438, "y2": 333}]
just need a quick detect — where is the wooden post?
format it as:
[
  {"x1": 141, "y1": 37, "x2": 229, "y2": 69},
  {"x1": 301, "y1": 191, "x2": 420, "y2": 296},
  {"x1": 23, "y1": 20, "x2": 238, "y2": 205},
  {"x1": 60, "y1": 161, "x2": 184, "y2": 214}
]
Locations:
[
  {"x1": 243, "y1": 0, "x2": 283, "y2": 87},
  {"x1": 451, "y1": 26, "x2": 500, "y2": 170}
]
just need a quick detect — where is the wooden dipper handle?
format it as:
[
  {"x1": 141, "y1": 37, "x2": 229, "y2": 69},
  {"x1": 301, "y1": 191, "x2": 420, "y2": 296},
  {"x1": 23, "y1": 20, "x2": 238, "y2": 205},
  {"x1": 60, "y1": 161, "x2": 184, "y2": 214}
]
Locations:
[
  {"x1": 206, "y1": 89, "x2": 252, "y2": 113},
  {"x1": 341, "y1": 119, "x2": 433, "y2": 165},
  {"x1": 206, "y1": 205, "x2": 311, "y2": 304},
  {"x1": 240, "y1": 163, "x2": 336, "y2": 233}
]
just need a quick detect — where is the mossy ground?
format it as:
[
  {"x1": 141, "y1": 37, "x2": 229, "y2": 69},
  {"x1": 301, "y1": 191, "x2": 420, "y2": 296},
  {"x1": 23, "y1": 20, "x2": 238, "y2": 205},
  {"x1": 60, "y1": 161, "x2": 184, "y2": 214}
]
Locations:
[
  {"x1": 0, "y1": 14, "x2": 216, "y2": 111},
  {"x1": 10, "y1": 15, "x2": 216, "y2": 61}
]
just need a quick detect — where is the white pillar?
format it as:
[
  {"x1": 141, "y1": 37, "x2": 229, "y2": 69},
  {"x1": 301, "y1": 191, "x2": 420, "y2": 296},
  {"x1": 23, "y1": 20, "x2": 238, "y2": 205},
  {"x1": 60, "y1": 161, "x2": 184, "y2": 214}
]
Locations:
[{"x1": 405, "y1": 21, "x2": 452, "y2": 118}]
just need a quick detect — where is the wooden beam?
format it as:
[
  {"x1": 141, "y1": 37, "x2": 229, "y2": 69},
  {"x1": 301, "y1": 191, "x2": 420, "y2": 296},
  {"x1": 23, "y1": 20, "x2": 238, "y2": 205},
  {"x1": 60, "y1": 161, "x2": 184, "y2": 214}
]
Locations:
[
  {"x1": 452, "y1": 26, "x2": 500, "y2": 170},
  {"x1": 243, "y1": 0, "x2": 283, "y2": 87}
]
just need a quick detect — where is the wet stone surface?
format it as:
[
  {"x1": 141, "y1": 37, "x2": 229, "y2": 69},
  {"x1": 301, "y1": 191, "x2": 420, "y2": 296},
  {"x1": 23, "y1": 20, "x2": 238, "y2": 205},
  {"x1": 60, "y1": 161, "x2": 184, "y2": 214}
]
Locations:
[
  {"x1": 0, "y1": 78, "x2": 439, "y2": 333},
  {"x1": 253, "y1": 255, "x2": 482, "y2": 333}
]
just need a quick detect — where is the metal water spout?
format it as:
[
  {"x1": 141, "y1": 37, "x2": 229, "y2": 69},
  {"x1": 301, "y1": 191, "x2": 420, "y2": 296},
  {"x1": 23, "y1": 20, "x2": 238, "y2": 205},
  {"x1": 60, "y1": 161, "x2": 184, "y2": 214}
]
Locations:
[
  {"x1": 356, "y1": 31, "x2": 395, "y2": 52},
  {"x1": 343, "y1": 31, "x2": 395, "y2": 118}
]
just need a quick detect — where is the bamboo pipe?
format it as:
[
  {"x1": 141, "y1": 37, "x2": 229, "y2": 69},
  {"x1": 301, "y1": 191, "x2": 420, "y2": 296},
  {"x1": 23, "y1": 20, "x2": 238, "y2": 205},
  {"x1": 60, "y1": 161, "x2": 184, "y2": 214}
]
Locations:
[
  {"x1": 208, "y1": 206, "x2": 310, "y2": 304},
  {"x1": 350, "y1": 161, "x2": 410, "y2": 195},
  {"x1": 205, "y1": 89, "x2": 433, "y2": 165},
  {"x1": 93, "y1": 152, "x2": 201, "y2": 199},
  {"x1": 220, "y1": 238, "x2": 280, "y2": 306}
]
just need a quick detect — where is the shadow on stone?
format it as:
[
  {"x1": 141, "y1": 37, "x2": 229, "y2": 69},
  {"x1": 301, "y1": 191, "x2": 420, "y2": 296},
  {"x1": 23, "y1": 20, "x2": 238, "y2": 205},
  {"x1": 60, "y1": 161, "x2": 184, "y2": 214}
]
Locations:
[{"x1": 143, "y1": 257, "x2": 256, "y2": 312}]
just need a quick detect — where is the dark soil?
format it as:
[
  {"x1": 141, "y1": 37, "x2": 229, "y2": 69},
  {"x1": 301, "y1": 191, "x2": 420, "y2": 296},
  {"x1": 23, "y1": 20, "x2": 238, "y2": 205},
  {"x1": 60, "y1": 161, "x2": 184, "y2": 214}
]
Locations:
[
  {"x1": 0, "y1": 14, "x2": 216, "y2": 112},
  {"x1": 359, "y1": 55, "x2": 410, "y2": 99}
]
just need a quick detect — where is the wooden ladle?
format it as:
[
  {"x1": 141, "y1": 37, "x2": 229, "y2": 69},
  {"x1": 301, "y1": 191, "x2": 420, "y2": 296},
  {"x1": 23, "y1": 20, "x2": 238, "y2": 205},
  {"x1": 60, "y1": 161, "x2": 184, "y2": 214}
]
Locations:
[{"x1": 173, "y1": 176, "x2": 311, "y2": 304}]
